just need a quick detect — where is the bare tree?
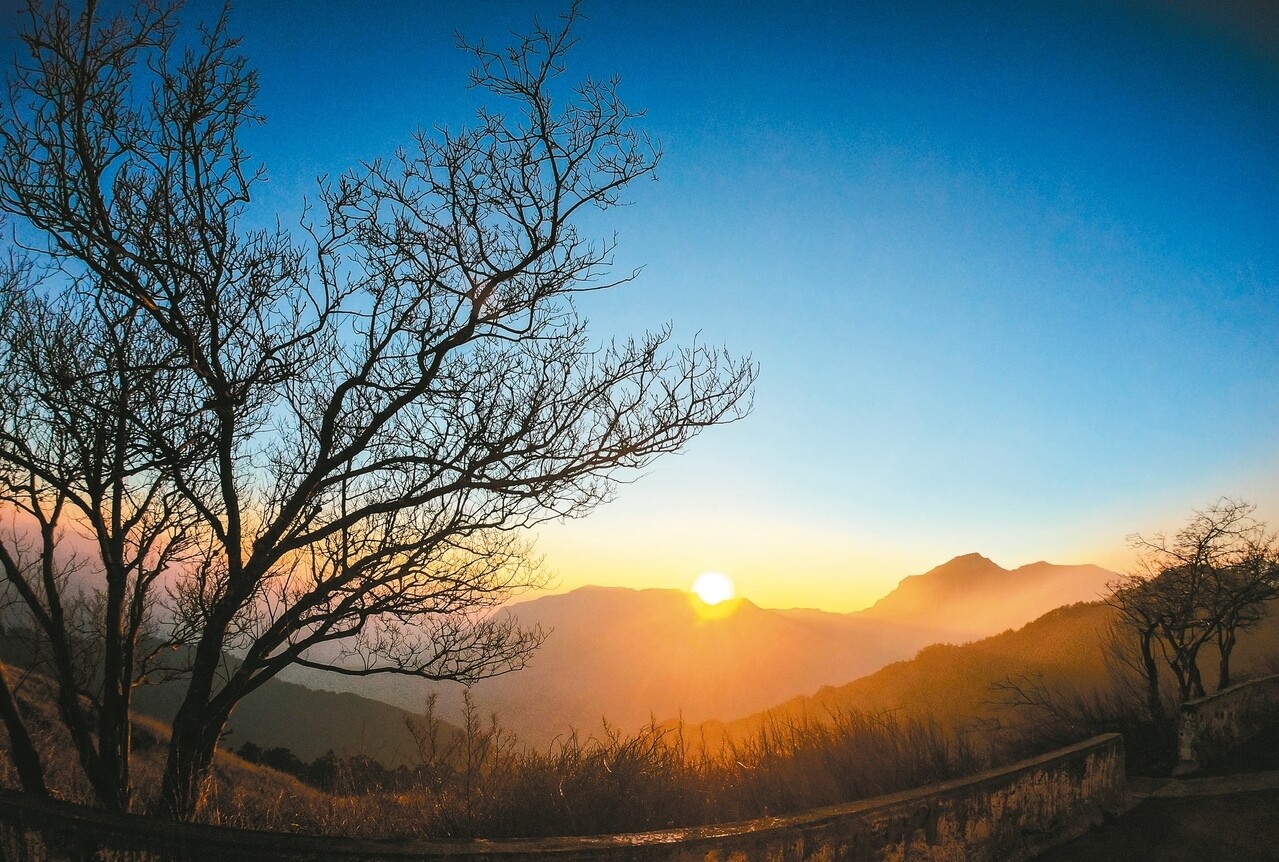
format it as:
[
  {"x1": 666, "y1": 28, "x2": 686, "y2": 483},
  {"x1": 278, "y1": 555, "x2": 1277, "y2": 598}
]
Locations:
[
  {"x1": 0, "y1": 447, "x2": 47, "y2": 799},
  {"x1": 0, "y1": 261, "x2": 45, "y2": 798},
  {"x1": 1104, "y1": 576, "x2": 1166, "y2": 721},
  {"x1": 1205, "y1": 541, "x2": 1277, "y2": 689},
  {"x1": 0, "y1": 0, "x2": 755, "y2": 820},
  {"x1": 0, "y1": 250, "x2": 199, "y2": 810},
  {"x1": 1114, "y1": 499, "x2": 1279, "y2": 703},
  {"x1": 0, "y1": 663, "x2": 45, "y2": 796}
]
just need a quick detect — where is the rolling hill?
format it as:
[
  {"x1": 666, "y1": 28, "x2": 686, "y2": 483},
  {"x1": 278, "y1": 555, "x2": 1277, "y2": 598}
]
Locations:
[{"x1": 0, "y1": 634, "x2": 441, "y2": 769}]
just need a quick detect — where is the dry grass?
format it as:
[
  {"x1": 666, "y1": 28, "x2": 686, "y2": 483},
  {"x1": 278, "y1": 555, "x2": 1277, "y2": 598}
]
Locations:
[
  {"x1": 0, "y1": 665, "x2": 335, "y2": 831},
  {"x1": 261, "y1": 694, "x2": 988, "y2": 840},
  {"x1": 0, "y1": 672, "x2": 987, "y2": 839}
]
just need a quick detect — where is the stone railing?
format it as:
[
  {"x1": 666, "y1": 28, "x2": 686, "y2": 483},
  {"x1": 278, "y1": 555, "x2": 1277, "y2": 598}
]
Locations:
[
  {"x1": 1174, "y1": 672, "x2": 1279, "y2": 776},
  {"x1": 0, "y1": 733, "x2": 1127, "y2": 862}
]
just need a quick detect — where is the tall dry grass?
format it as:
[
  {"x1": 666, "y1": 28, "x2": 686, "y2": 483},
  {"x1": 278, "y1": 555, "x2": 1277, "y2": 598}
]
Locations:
[
  {"x1": 305, "y1": 692, "x2": 987, "y2": 839},
  {"x1": 0, "y1": 672, "x2": 985, "y2": 840}
]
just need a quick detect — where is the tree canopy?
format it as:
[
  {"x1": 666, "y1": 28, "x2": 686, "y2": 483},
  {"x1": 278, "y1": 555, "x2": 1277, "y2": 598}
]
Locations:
[{"x1": 1109, "y1": 499, "x2": 1278, "y2": 710}]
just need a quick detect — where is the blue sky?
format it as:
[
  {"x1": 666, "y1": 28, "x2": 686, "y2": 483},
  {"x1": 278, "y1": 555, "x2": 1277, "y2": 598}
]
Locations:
[{"x1": 5, "y1": 1, "x2": 1276, "y2": 610}]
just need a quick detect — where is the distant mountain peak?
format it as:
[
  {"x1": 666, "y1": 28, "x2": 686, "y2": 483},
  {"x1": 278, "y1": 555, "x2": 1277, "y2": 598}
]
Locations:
[
  {"x1": 861, "y1": 554, "x2": 1116, "y2": 638},
  {"x1": 951, "y1": 552, "x2": 995, "y2": 563},
  {"x1": 922, "y1": 553, "x2": 1006, "y2": 579}
]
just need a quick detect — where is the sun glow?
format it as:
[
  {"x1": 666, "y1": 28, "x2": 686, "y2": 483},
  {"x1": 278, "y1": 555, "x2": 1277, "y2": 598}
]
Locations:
[{"x1": 691, "y1": 571, "x2": 735, "y2": 606}]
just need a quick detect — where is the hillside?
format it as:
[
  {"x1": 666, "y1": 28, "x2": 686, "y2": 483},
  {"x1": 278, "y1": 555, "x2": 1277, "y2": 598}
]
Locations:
[
  {"x1": 705, "y1": 597, "x2": 1279, "y2": 746},
  {"x1": 0, "y1": 662, "x2": 328, "y2": 826},
  {"x1": 132, "y1": 671, "x2": 432, "y2": 768},
  {"x1": 284, "y1": 585, "x2": 956, "y2": 744},
  {"x1": 710, "y1": 601, "x2": 1116, "y2": 741}
]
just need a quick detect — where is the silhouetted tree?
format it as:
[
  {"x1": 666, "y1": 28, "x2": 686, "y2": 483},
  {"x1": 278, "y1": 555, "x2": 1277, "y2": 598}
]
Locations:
[
  {"x1": 0, "y1": 663, "x2": 45, "y2": 797},
  {"x1": 234, "y1": 741, "x2": 264, "y2": 764},
  {"x1": 258, "y1": 746, "x2": 307, "y2": 778},
  {"x1": 1113, "y1": 499, "x2": 1278, "y2": 702},
  {"x1": 307, "y1": 749, "x2": 339, "y2": 792},
  {"x1": 0, "y1": 0, "x2": 754, "y2": 820},
  {"x1": 1205, "y1": 545, "x2": 1277, "y2": 689},
  {"x1": 0, "y1": 252, "x2": 195, "y2": 810},
  {"x1": 1104, "y1": 577, "x2": 1166, "y2": 721}
]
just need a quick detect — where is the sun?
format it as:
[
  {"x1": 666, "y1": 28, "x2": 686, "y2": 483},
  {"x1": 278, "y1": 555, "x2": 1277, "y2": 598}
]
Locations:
[{"x1": 691, "y1": 571, "x2": 735, "y2": 606}]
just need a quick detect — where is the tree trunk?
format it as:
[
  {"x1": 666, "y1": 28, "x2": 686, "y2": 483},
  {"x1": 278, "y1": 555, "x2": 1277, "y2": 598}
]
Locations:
[
  {"x1": 155, "y1": 621, "x2": 234, "y2": 821},
  {"x1": 0, "y1": 667, "x2": 47, "y2": 796},
  {"x1": 1217, "y1": 630, "x2": 1237, "y2": 691},
  {"x1": 95, "y1": 683, "x2": 131, "y2": 812},
  {"x1": 157, "y1": 708, "x2": 222, "y2": 821},
  {"x1": 1139, "y1": 631, "x2": 1163, "y2": 722},
  {"x1": 97, "y1": 556, "x2": 132, "y2": 812},
  {"x1": 1188, "y1": 657, "x2": 1206, "y2": 699},
  {"x1": 1168, "y1": 656, "x2": 1192, "y2": 701}
]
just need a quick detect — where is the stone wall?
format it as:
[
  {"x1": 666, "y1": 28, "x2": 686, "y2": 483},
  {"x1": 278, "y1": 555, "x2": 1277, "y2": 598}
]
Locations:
[
  {"x1": 0, "y1": 734, "x2": 1128, "y2": 862},
  {"x1": 1175, "y1": 673, "x2": 1279, "y2": 776}
]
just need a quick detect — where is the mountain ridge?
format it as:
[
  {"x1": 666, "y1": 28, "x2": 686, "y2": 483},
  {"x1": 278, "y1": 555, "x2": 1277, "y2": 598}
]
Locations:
[{"x1": 861, "y1": 553, "x2": 1114, "y2": 635}]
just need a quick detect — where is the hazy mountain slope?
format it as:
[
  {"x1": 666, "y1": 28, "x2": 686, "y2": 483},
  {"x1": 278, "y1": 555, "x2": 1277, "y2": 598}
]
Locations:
[
  {"x1": 131, "y1": 671, "x2": 431, "y2": 767},
  {"x1": 737, "y1": 601, "x2": 1117, "y2": 733},
  {"x1": 860, "y1": 553, "x2": 1115, "y2": 637},
  {"x1": 706, "y1": 598, "x2": 1279, "y2": 745},
  {"x1": 471, "y1": 587, "x2": 949, "y2": 737}
]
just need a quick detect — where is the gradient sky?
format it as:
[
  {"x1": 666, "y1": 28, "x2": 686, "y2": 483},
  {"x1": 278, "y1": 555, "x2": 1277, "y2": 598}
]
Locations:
[{"x1": 4, "y1": 1, "x2": 1277, "y2": 611}]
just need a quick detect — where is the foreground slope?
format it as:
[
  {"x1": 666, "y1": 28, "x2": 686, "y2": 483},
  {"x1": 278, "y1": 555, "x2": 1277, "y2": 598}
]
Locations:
[
  {"x1": 0, "y1": 634, "x2": 437, "y2": 768},
  {"x1": 0, "y1": 663, "x2": 326, "y2": 825}
]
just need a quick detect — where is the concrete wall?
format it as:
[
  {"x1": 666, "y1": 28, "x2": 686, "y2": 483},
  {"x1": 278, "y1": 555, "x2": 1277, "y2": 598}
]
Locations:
[
  {"x1": 1175, "y1": 673, "x2": 1279, "y2": 776},
  {"x1": 0, "y1": 734, "x2": 1127, "y2": 862}
]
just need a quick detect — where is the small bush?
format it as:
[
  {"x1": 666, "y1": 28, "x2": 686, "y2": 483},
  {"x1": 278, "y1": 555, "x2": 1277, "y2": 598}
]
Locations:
[{"x1": 987, "y1": 671, "x2": 1178, "y2": 774}]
